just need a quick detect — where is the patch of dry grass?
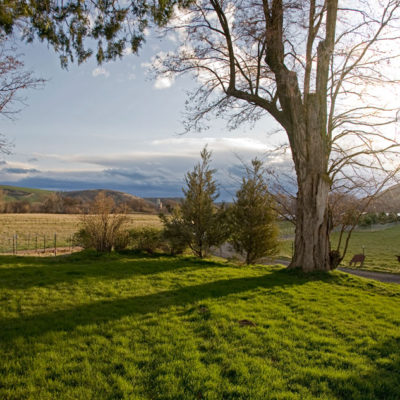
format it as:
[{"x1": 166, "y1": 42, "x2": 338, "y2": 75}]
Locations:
[{"x1": 0, "y1": 213, "x2": 161, "y2": 252}]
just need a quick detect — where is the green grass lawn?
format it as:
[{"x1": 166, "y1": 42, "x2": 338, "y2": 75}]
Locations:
[
  {"x1": 279, "y1": 223, "x2": 400, "y2": 274},
  {"x1": 331, "y1": 224, "x2": 400, "y2": 274},
  {"x1": 1, "y1": 252, "x2": 399, "y2": 399}
]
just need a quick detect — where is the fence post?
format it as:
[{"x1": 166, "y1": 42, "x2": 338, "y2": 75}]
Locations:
[
  {"x1": 54, "y1": 233, "x2": 57, "y2": 256},
  {"x1": 15, "y1": 234, "x2": 18, "y2": 255},
  {"x1": 12, "y1": 235, "x2": 15, "y2": 255},
  {"x1": 43, "y1": 235, "x2": 46, "y2": 254},
  {"x1": 35, "y1": 235, "x2": 38, "y2": 253}
]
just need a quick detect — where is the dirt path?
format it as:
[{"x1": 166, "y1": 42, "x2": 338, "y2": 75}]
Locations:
[
  {"x1": 337, "y1": 267, "x2": 400, "y2": 284},
  {"x1": 1, "y1": 246, "x2": 82, "y2": 257}
]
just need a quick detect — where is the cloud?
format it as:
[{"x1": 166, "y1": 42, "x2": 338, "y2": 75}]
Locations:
[
  {"x1": 154, "y1": 75, "x2": 175, "y2": 89},
  {"x1": 4, "y1": 140, "x2": 294, "y2": 200},
  {"x1": 3, "y1": 168, "x2": 40, "y2": 174},
  {"x1": 151, "y1": 137, "x2": 273, "y2": 153},
  {"x1": 92, "y1": 67, "x2": 110, "y2": 78},
  {"x1": 28, "y1": 158, "x2": 38, "y2": 163}
]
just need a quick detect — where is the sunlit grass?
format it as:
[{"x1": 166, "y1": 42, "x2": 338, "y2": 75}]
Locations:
[
  {"x1": 331, "y1": 224, "x2": 400, "y2": 274},
  {"x1": 1, "y1": 252, "x2": 399, "y2": 399},
  {"x1": 279, "y1": 224, "x2": 400, "y2": 274}
]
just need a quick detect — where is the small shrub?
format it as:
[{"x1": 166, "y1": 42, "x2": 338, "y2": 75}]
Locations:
[
  {"x1": 113, "y1": 230, "x2": 130, "y2": 251},
  {"x1": 78, "y1": 192, "x2": 128, "y2": 252},
  {"x1": 129, "y1": 227, "x2": 164, "y2": 254},
  {"x1": 159, "y1": 209, "x2": 189, "y2": 255},
  {"x1": 72, "y1": 228, "x2": 91, "y2": 248}
]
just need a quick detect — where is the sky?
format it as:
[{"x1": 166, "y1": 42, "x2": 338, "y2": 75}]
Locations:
[{"x1": 0, "y1": 33, "x2": 288, "y2": 200}]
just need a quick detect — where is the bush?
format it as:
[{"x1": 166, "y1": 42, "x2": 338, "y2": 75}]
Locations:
[
  {"x1": 159, "y1": 209, "x2": 189, "y2": 255},
  {"x1": 129, "y1": 227, "x2": 164, "y2": 254},
  {"x1": 72, "y1": 228, "x2": 91, "y2": 248},
  {"x1": 78, "y1": 192, "x2": 128, "y2": 252},
  {"x1": 113, "y1": 230, "x2": 130, "y2": 251}
]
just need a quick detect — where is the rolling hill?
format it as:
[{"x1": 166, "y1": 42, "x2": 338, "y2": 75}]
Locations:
[
  {"x1": 370, "y1": 183, "x2": 400, "y2": 213},
  {"x1": 0, "y1": 186, "x2": 157, "y2": 213},
  {"x1": 0, "y1": 185, "x2": 53, "y2": 204}
]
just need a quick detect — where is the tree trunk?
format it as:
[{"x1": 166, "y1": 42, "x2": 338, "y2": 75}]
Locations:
[
  {"x1": 287, "y1": 95, "x2": 332, "y2": 272},
  {"x1": 289, "y1": 171, "x2": 331, "y2": 272}
]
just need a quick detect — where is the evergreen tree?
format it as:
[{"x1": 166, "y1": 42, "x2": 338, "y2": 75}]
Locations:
[
  {"x1": 181, "y1": 146, "x2": 225, "y2": 258},
  {"x1": 231, "y1": 159, "x2": 278, "y2": 265},
  {"x1": 161, "y1": 146, "x2": 227, "y2": 258}
]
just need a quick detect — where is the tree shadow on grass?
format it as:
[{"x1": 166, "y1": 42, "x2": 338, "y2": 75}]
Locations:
[
  {"x1": 329, "y1": 336, "x2": 400, "y2": 400},
  {"x1": 0, "y1": 268, "x2": 332, "y2": 344},
  {"x1": 0, "y1": 253, "x2": 222, "y2": 290}
]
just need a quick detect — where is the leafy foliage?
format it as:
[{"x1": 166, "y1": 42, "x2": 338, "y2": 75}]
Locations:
[
  {"x1": 159, "y1": 208, "x2": 189, "y2": 255},
  {"x1": 129, "y1": 226, "x2": 163, "y2": 254},
  {"x1": 0, "y1": 0, "x2": 191, "y2": 67},
  {"x1": 230, "y1": 159, "x2": 278, "y2": 265}
]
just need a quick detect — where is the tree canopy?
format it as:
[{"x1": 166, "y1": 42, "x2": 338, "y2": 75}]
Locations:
[{"x1": 0, "y1": 0, "x2": 189, "y2": 66}]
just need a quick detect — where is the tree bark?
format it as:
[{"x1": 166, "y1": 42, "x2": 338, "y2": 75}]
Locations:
[
  {"x1": 287, "y1": 94, "x2": 332, "y2": 272},
  {"x1": 289, "y1": 171, "x2": 331, "y2": 271}
]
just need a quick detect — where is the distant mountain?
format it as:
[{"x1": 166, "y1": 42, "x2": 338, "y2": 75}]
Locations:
[
  {"x1": 0, "y1": 185, "x2": 157, "y2": 213},
  {"x1": 64, "y1": 189, "x2": 141, "y2": 204},
  {"x1": 60, "y1": 189, "x2": 157, "y2": 212},
  {"x1": 369, "y1": 184, "x2": 400, "y2": 213},
  {"x1": 0, "y1": 185, "x2": 53, "y2": 204}
]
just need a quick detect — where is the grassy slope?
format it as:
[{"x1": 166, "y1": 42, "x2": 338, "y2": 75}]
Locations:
[
  {"x1": 0, "y1": 253, "x2": 399, "y2": 399},
  {"x1": 0, "y1": 185, "x2": 52, "y2": 204}
]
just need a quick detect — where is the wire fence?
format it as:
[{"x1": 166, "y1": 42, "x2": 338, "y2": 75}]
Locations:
[{"x1": 0, "y1": 233, "x2": 81, "y2": 256}]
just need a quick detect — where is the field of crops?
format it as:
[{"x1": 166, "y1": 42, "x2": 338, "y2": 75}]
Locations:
[{"x1": 0, "y1": 213, "x2": 161, "y2": 253}]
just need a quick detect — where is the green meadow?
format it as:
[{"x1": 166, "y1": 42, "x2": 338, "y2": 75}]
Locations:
[
  {"x1": 1, "y1": 252, "x2": 399, "y2": 399},
  {"x1": 279, "y1": 223, "x2": 400, "y2": 274}
]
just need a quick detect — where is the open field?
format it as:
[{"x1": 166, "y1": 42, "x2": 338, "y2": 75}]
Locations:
[
  {"x1": 279, "y1": 223, "x2": 400, "y2": 274},
  {"x1": 331, "y1": 225, "x2": 400, "y2": 274},
  {"x1": 0, "y1": 214, "x2": 161, "y2": 253},
  {"x1": 0, "y1": 252, "x2": 399, "y2": 399}
]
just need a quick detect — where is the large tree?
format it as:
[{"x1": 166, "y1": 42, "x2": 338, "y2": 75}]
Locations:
[
  {"x1": 148, "y1": 0, "x2": 400, "y2": 271},
  {"x1": 3, "y1": 1, "x2": 400, "y2": 271}
]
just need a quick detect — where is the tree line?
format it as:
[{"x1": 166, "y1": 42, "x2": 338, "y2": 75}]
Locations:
[{"x1": 0, "y1": 190, "x2": 159, "y2": 214}]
